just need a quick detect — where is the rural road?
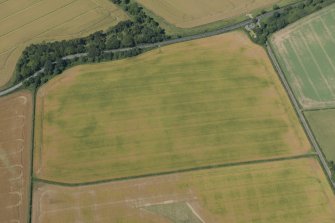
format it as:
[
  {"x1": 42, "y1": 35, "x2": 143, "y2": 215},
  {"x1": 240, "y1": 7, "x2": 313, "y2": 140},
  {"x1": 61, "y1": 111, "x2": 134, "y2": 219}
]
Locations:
[
  {"x1": 0, "y1": 18, "x2": 251, "y2": 97},
  {"x1": 0, "y1": 0, "x2": 305, "y2": 97},
  {"x1": 267, "y1": 44, "x2": 335, "y2": 188},
  {"x1": 0, "y1": 69, "x2": 44, "y2": 97},
  {"x1": 1, "y1": 6, "x2": 290, "y2": 97},
  {"x1": 63, "y1": 19, "x2": 254, "y2": 60}
]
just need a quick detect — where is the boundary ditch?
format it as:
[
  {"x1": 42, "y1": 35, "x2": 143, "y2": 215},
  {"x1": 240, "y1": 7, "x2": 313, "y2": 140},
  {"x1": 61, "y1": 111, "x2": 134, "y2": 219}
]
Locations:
[
  {"x1": 267, "y1": 42, "x2": 335, "y2": 190},
  {"x1": 34, "y1": 153, "x2": 317, "y2": 187}
]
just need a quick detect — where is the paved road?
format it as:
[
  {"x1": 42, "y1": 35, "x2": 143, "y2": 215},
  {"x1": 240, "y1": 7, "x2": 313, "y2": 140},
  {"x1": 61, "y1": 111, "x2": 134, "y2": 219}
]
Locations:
[
  {"x1": 267, "y1": 44, "x2": 335, "y2": 188},
  {"x1": 0, "y1": 18, "x2": 252, "y2": 97},
  {"x1": 9, "y1": 4, "x2": 292, "y2": 96},
  {"x1": 0, "y1": 69, "x2": 44, "y2": 97},
  {"x1": 63, "y1": 19, "x2": 254, "y2": 60},
  {"x1": 0, "y1": 1, "x2": 304, "y2": 97}
]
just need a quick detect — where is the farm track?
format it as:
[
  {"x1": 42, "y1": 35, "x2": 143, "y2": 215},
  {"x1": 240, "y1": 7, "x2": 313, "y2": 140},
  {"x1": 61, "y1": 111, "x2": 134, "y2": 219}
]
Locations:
[{"x1": 34, "y1": 153, "x2": 317, "y2": 187}]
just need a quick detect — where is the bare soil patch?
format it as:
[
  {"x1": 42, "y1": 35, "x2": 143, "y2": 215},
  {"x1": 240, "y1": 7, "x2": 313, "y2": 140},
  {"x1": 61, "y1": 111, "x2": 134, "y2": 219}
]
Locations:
[{"x1": 0, "y1": 91, "x2": 33, "y2": 223}]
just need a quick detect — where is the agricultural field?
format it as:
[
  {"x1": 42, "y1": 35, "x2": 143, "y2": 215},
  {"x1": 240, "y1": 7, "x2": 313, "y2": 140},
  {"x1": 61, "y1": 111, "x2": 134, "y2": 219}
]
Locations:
[
  {"x1": 0, "y1": 0, "x2": 127, "y2": 88},
  {"x1": 0, "y1": 91, "x2": 33, "y2": 223},
  {"x1": 305, "y1": 109, "x2": 335, "y2": 162},
  {"x1": 136, "y1": 0, "x2": 297, "y2": 28},
  {"x1": 34, "y1": 32, "x2": 310, "y2": 183},
  {"x1": 270, "y1": 4, "x2": 335, "y2": 109},
  {"x1": 32, "y1": 158, "x2": 335, "y2": 223}
]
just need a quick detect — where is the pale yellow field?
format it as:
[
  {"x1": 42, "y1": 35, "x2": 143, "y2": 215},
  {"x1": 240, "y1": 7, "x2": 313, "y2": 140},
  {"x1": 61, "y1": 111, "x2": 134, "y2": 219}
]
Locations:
[
  {"x1": 0, "y1": 91, "x2": 33, "y2": 223},
  {"x1": 136, "y1": 0, "x2": 296, "y2": 28},
  {"x1": 32, "y1": 158, "x2": 335, "y2": 223},
  {"x1": 0, "y1": 0, "x2": 127, "y2": 88}
]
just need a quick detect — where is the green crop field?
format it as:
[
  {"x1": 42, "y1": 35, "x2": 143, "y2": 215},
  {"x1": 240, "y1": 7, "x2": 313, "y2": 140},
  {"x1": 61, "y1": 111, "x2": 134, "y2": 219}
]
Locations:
[
  {"x1": 0, "y1": 0, "x2": 127, "y2": 88},
  {"x1": 33, "y1": 158, "x2": 335, "y2": 223},
  {"x1": 271, "y1": 4, "x2": 335, "y2": 109},
  {"x1": 34, "y1": 32, "x2": 309, "y2": 183},
  {"x1": 305, "y1": 109, "x2": 335, "y2": 162}
]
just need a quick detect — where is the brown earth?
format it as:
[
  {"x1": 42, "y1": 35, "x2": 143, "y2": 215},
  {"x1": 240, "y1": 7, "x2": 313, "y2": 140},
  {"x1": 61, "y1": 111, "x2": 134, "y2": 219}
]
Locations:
[
  {"x1": 32, "y1": 158, "x2": 335, "y2": 223},
  {"x1": 0, "y1": 91, "x2": 33, "y2": 223}
]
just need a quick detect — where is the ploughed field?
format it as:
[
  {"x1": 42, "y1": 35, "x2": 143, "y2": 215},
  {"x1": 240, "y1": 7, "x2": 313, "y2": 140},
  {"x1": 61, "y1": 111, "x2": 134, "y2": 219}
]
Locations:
[
  {"x1": 32, "y1": 158, "x2": 335, "y2": 223},
  {"x1": 0, "y1": 0, "x2": 127, "y2": 88},
  {"x1": 136, "y1": 0, "x2": 297, "y2": 28},
  {"x1": 0, "y1": 91, "x2": 33, "y2": 223},
  {"x1": 271, "y1": 4, "x2": 335, "y2": 109},
  {"x1": 34, "y1": 32, "x2": 310, "y2": 183}
]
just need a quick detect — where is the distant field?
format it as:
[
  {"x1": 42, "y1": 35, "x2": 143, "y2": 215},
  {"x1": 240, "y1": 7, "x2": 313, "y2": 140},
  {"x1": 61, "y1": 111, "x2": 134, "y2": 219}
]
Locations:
[
  {"x1": 271, "y1": 4, "x2": 335, "y2": 109},
  {"x1": 32, "y1": 158, "x2": 335, "y2": 223},
  {"x1": 305, "y1": 109, "x2": 335, "y2": 162},
  {"x1": 0, "y1": 91, "x2": 32, "y2": 223},
  {"x1": 0, "y1": 0, "x2": 127, "y2": 88},
  {"x1": 34, "y1": 32, "x2": 309, "y2": 183},
  {"x1": 136, "y1": 0, "x2": 296, "y2": 28}
]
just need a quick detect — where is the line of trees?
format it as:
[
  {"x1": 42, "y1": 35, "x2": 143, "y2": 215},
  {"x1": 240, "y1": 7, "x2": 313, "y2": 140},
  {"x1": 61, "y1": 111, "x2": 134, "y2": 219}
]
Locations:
[
  {"x1": 330, "y1": 161, "x2": 335, "y2": 181},
  {"x1": 23, "y1": 48, "x2": 143, "y2": 88},
  {"x1": 254, "y1": 0, "x2": 335, "y2": 44},
  {"x1": 19, "y1": 0, "x2": 169, "y2": 88}
]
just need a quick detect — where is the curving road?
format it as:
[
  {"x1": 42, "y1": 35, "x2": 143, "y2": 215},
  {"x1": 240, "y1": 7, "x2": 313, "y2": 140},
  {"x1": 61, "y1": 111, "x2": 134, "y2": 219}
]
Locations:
[
  {"x1": 0, "y1": 69, "x2": 44, "y2": 97},
  {"x1": 0, "y1": 1, "x2": 304, "y2": 97},
  {"x1": 0, "y1": 18, "x2": 252, "y2": 97}
]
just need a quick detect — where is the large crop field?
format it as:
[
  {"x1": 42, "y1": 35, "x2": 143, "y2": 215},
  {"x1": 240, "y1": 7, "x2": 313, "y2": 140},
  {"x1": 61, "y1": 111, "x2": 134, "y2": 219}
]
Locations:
[
  {"x1": 0, "y1": 91, "x2": 33, "y2": 223},
  {"x1": 271, "y1": 4, "x2": 335, "y2": 109},
  {"x1": 136, "y1": 0, "x2": 296, "y2": 28},
  {"x1": 0, "y1": 0, "x2": 127, "y2": 88},
  {"x1": 32, "y1": 158, "x2": 335, "y2": 223},
  {"x1": 34, "y1": 32, "x2": 310, "y2": 183},
  {"x1": 305, "y1": 109, "x2": 335, "y2": 162}
]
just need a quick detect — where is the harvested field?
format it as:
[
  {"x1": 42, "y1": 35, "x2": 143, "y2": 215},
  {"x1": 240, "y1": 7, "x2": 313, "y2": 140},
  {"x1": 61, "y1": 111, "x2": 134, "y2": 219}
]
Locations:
[
  {"x1": 32, "y1": 158, "x2": 335, "y2": 223},
  {"x1": 0, "y1": 0, "x2": 127, "y2": 88},
  {"x1": 136, "y1": 0, "x2": 297, "y2": 28},
  {"x1": 34, "y1": 32, "x2": 310, "y2": 183},
  {"x1": 0, "y1": 91, "x2": 33, "y2": 223},
  {"x1": 305, "y1": 109, "x2": 335, "y2": 162},
  {"x1": 271, "y1": 4, "x2": 335, "y2": 109}
]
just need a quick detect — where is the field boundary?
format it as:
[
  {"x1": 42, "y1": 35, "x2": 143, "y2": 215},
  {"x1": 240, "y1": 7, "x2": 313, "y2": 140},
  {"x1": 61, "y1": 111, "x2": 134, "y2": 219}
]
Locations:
[
  {"x1": 28, "y1": 89, "x2": 37, "y2": 223},
  {"x1": 33, "y1": 153, "x2": 316, "y2": 187},
  {"x1": 267, "y1": 42, "x2": 335, "y2": 189},
  {"x1": 303, "y1": 106, "x2": 335, "y2": 112}
]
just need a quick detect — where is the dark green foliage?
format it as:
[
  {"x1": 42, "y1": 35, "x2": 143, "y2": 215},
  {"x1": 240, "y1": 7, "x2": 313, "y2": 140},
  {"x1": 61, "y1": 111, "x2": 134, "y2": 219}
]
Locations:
[
  {"x1": 254, "y1": 0, "x2": 335, "y2": 44},
  {"x1": 16, "y1": 0, "x2": 169, "y2": 87}
]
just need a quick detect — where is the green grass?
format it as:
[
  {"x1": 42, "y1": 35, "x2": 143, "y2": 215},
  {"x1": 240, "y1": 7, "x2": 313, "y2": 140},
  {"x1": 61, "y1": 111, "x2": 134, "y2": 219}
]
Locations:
[
  {"x1": 305, "y1": 109, "x2": 335, "y2": 162},
  {"x1": 270, "y1": 4, "x2": 335, "y2": 109},
  {"x1": 34, "y1": 32, "x2": 309, "y2": 183}
]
